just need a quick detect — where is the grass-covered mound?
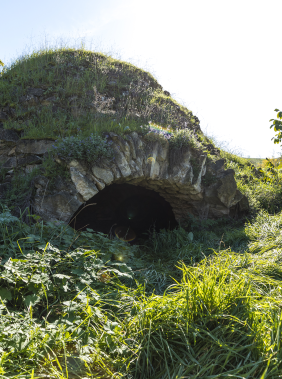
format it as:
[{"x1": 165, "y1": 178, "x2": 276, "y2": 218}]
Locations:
[
  {"x1": 3, "y1": 46, "x2": 282, "y2": 378},
  {"x1": 0, "y1": 48, "x2": 202, "y2": 141},
  {"x1": 0, "y1": 47, "x2": 220, "y2": 207}
]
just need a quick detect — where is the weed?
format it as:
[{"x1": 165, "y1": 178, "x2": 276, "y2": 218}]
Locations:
[
  {"x1": 53, "y1": 133, "x2": 114, "y2": 164},
  {"x1": 169, "y1": 128, "x2": 203, "y2": 149},
  {"x1": 41, "y1": 151, "x2": 71, "y2": 184},
  {"x1": 1, "y1": 168, "x2": 40, "y2": 217},
  {"x1": 1, "y1": 203, "x2": 282, "y2": 376}
]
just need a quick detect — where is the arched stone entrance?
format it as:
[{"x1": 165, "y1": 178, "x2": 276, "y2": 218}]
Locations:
[
  {"x1": 32, "y1": 132, "x2": 247, "y2": 228},
  {"x1": 69, "y1": 183, "x2": 177, "y2": 239}
]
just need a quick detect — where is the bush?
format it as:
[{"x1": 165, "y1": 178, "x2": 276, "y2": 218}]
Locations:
[
  {"x1": 169, "y1": 128, "x2": 203, "y2": 149},
  {"x1": 52, "y1": 133, "x2": 114, "y2": 163}
]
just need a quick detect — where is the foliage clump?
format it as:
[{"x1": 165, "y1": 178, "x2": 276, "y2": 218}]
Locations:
[
  {"x1": 53, "y1": 133, "x2": 114, "y2": 163},
  {"x1": 1, "y1": 207, "x2": 282, "y2": 376},
  {"x1": 169, "y1": 128, "x2": 203, "y2": 149},
  {"x1": 222, "y1": 152, "x2": 282, "y2": 214}
]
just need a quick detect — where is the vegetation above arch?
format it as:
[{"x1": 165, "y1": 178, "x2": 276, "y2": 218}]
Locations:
[{"x1": 0, "y1": 47, "x2": 201, "y2": 141}]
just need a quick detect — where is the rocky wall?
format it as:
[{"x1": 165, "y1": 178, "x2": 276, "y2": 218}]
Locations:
[{"x1": 0, "y1": 128, "x2": 248, "y2": 224}]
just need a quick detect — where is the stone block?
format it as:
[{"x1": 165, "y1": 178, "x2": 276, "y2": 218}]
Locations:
[
  {"x1": 0, "y1": 129, "x2": 19, "y2": 142},
  {"x1": 92, "y1": 166, "x2": 114, "y2": 184},
  {"x1": 16, "y1": 139, "x2": 54, "y2": 155},
  {"x1": 70, "y1": 167, "x2": 99, "y2": 201}
]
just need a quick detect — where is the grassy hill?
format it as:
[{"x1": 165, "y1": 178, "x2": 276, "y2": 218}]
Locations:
[
  {"x1": 1, "y1": 48, "x2": 282, "y2": 378},
  {"x1": 0, "y1": 47, "x2": 202, "y2": 140}
]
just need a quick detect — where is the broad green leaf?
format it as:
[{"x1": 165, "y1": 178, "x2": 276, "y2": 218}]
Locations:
[
  {"x1": 0, "y1": 288, "x2": 12, "y2": 301},
  {"x1": 24, "y1": 294, "x2": 40, "y2": 307}
]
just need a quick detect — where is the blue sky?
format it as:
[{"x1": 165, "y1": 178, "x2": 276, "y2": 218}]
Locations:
[{"x1": 1, "y1": 0, "x2": 282, "y2": 158}]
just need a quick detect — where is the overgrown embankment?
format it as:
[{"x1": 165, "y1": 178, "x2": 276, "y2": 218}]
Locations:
[
  {"x1": 0, "y1": 48, "x2": 202, "y2": 139},
  {"x1": 2, "y1": 47, "x2": 282, "y2": 378},
  {"x1": 1, "y1": 203, "x2": 282, "y2": 377}
]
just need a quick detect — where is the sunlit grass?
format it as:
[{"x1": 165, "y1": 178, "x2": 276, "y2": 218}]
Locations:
[
  {"x1": 1, "y1": 208, "x2": 282, "y2": 376},
  {"x1": 0, "y1": 46, "x2": 200, "y2": 142}
]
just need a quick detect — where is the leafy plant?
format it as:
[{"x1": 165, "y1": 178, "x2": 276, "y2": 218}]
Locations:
[
  {"x1": 270, "y1": 108, "x2": 282, "y2": 144},
  {"x1": 41, "y1": 151, "x2": 70, "y2": 183},
  {"x1": 0, "y1": 206, "x2": 19, "y2": 224},
  {"x1": 2, "y1": 201, "x2": 282, "y2": 376},
  {"x1": 52, "y1": 133, "x2": 114, "y2": 164},
  {"x1": 169, "y1": 128, "x2": 203, "y2": 149},
  {"x1": 1, "y1": 168, "x2": 40, "y2": 217}
]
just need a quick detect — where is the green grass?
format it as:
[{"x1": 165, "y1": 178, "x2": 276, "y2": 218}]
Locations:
[
  {"x1": 248, "y1": 158, "x2": 265, "y2": 167},
  {"x1": 0, "y1": 47, "x2": 200, "y2": 141},
  {"x1": 216, "y1": 146, "x2": 282, "y2": 215},
  {"x1": 1, "y1": 206, "x2": 282, "y2": 377}
]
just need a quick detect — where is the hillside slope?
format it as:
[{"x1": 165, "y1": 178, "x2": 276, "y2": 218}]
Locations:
[{"x1": 0, "y1": 48, "x2": 202, "y2": 140}]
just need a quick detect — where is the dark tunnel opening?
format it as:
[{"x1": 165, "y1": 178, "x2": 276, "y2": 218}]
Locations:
[{"x1": 69, "y1": 183, "x2": 178, "y2": 242}]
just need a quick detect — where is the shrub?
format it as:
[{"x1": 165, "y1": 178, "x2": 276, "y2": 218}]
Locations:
[
  {"x1": 169, "y1": 128, "x2": 203, "y2": 149},
  {"x1": 0, "y1": 207, "x2": 19, "y2": 225},
  {"x1": 140, "y1": 124, "x2": 204, "y2": 151},
  {"x1": 52, "y1": 133, "x2": 114, "y2": 163}
]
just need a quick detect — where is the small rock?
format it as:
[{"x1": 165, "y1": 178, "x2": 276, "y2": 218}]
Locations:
[
  {"x1": 2, "y1": 157, "x2": 17, "y2": 169},
  {"x1": 0, "y1": 111, "x2": 8, "y2": 121},
  {"x1": 70, "y1": 167, "x2": 99, "y2": 201},
  {"x1": 68, "y1": 160, "x2": 87, "y2": 175},
  {"x1": 25, "y1": 164, "x2": 41, "y2": 174},
  {"x1": 217, "y1": 172, "x2": 238, "y2": 208},
  {"x1": 0, "y1": 129, "x2": 19, "y2": 142},
  {"x1": 2, "y1": 155, "x2": 42, "y2": 169},
  {"x1": 26, "y1": 88, "x2": 45, "y2": 97},
  {"x1": 164, "y1": 90, "x2": 170, "y2": 96},
  {"x1": 92, "y1": 166, "x2": 114, "y2": 185},
  {"x1": 91, "y1": 176, "x2": 105, "y2": 190},
  {"x1": 8, "y1": 147, "x2": 16, "y2": 156},
  {"x1": 238, "y1": 195, "x2": 249, "y2": 212},
  {"x1": 41, "y1": 96, "x2": 57, "y2": 106},
  {"x1": 16, "y1": 139, "x2": 54, "y2": 155},
  {"x1": 17, "y1": 155, "x2": 42, "y2": 167},
  {"x1": 24, "y1": 95, "x2": 39, "y2": 105}
]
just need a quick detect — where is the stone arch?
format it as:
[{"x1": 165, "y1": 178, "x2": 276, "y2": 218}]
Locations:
[
  {"x1": 69, "y1": 183, "x2": 178, "y2": 238},
  {"x1": 32, "y1": 132, "x2": 246, "y2": 227}
]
